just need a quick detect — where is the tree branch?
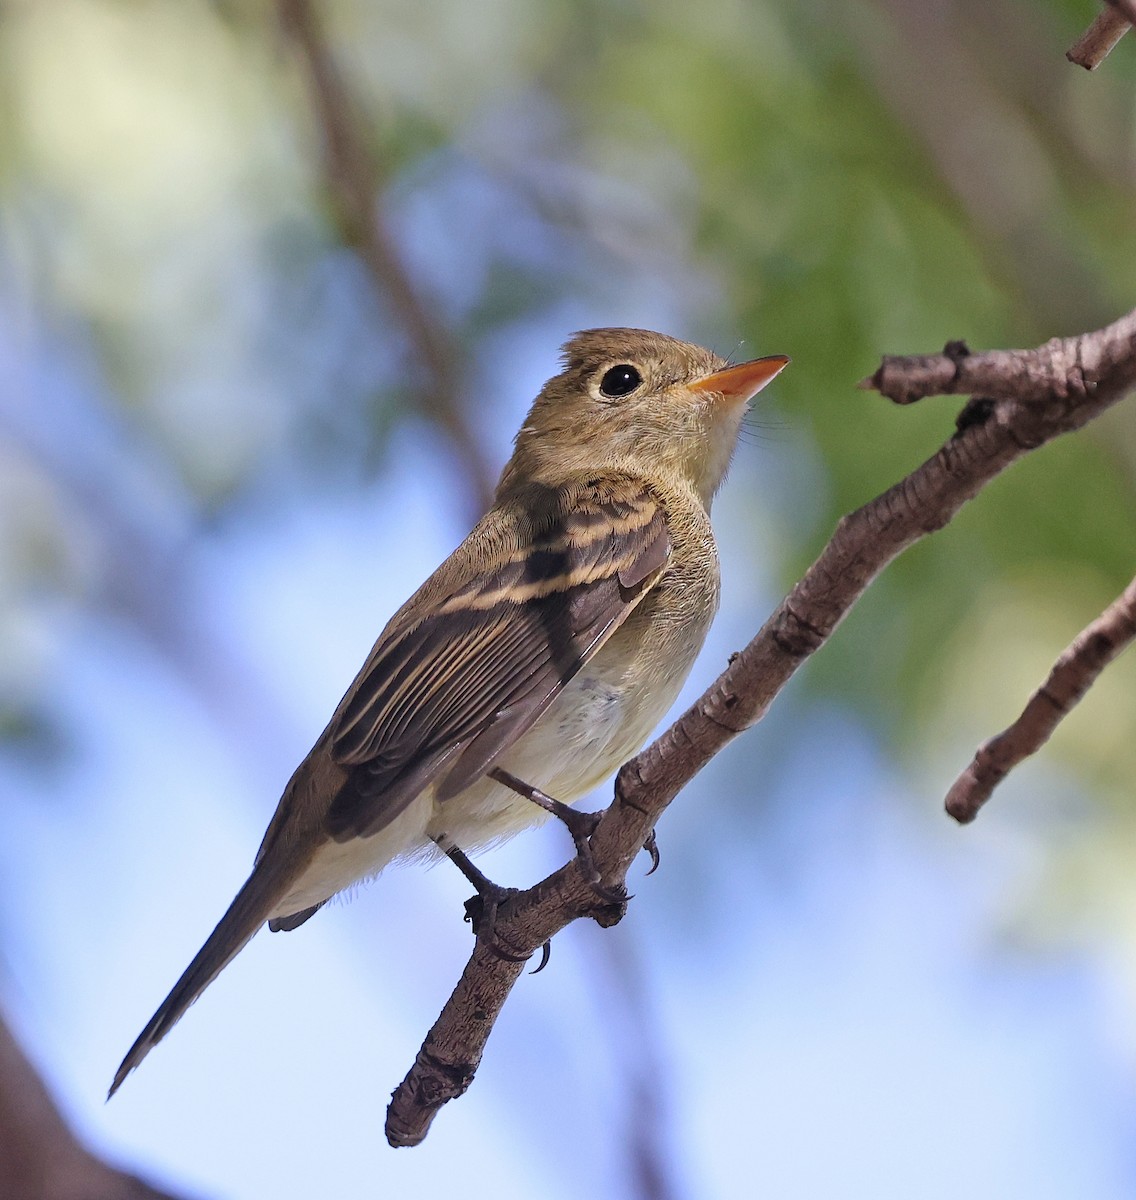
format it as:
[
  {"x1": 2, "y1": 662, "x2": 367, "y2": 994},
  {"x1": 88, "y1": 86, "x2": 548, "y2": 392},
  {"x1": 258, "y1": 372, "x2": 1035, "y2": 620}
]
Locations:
[
  {"x1": 1067, "y1": 5, "x2": 1132, "y2": 70},
  {"x1": 385, "y1": 306, "x2": 1136, "y2": 1147},
  {"x1": 945, "y1": 573, "x2": 1136, "y2": 824},
  {"x1": 1108, "y1": 0, "x2": 1136, "y2": 22},
  {"x1": 275, "y1": 0, "x2": 497, "y2": 516}
]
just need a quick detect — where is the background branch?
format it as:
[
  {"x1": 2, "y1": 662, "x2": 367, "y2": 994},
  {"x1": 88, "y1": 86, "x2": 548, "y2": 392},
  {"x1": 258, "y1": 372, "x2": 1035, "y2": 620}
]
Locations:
[
  {"x1": 0, "y1": 1011, "x2": 192, "y2": 1200},
  {"x1": 6, "y1": 0, "x2": 1136, "y2": 1190},
  {"x1": 276, "y1": 0, "x2": 497, "y2": 516},
  {"x1": 385, "y1": 306, "x2": 1136, "y2": 1147},
  {"x1": 945, "y1": 573, "x2": 1136, "y2": 824}
]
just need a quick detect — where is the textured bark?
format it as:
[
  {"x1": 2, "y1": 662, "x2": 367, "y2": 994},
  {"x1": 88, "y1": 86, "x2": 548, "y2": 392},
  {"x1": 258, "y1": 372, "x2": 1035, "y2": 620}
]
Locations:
[{"x1": 386, "y1": 306, "x2": 1136, "y2": 1147}]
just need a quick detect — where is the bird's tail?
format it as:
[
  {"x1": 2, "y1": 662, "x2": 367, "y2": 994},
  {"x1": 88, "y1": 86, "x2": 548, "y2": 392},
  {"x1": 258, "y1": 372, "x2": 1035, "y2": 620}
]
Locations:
[{"x1": 108, "y1": 862, "x2": 285, "y2": 1098}]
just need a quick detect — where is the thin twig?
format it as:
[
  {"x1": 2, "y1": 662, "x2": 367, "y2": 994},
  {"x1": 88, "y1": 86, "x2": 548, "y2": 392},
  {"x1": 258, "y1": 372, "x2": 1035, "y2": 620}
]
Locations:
[
  {"x1": 1067, "y1": 6, "x2": 1132, "y2": 70},
  {"x1": 593, "y1": 931, "x2": 686, "y2": 1200},
  {"x1": 860, "y1": 321, "x2": 1135, "y2": 406},
  {"x1": 276, "y1": 0, "x2": 497, "y2": 516},
  {"x1": 945, "y1": 574, "x2": 1136, "y2": 824},
  {"x1": 385, "y1": 306, "x2": 1136, "y2": 1147}
]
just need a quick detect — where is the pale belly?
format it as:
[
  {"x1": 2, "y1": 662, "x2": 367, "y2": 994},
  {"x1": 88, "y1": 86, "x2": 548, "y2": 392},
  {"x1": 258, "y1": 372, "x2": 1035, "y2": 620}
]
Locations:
[
  {"x1": 270, "y1": 581, "x2": 714, "y2": 919},
  {"x1": 424, "y1": 658, "x2": 687, "y2": 852}
]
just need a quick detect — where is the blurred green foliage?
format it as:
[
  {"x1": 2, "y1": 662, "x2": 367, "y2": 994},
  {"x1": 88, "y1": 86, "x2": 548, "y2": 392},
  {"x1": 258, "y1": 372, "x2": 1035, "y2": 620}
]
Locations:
[{"x1": 0, "y1": 0, "x2": 1133, "y2": 914}]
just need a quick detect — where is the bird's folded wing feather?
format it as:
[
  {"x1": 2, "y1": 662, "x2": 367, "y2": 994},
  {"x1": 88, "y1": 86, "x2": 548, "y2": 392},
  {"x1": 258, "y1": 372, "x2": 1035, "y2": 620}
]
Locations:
[{"x1": 323, "y1": 478, "x2": 670, "y2": 840}]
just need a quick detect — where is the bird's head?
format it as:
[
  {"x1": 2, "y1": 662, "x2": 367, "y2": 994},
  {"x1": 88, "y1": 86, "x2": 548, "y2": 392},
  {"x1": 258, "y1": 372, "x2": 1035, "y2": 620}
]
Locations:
[{"x1": 501, "y1": 327, "x2": 789, "y2": 507}]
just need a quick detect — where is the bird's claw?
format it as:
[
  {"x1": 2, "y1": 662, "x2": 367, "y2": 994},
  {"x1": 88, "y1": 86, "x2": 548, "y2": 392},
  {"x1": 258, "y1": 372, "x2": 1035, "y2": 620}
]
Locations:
[
  {"x1": 584, "y1": 867, "x2": 630, "y2": 906},
  {"x1": 440, "y1": 836, "x2": 536, "y2": 965},
  {"x1": 561, "y1": 811, "x2": 627, "y2": 903},
  {"x1": 462, "y1": 883, "x2": 516, "y2": 940},
  {"x1": 463, "y1": 886, "x2": 548, "y2": 966},
  {"x1": 463, "y1": 892, "x2": 550, "y2": 970},
  {"x1": 487, "y1": 767, "x2": 626, "y2": 906},
  {"x1": 530, "y1": 941, "x2": 552, "y2": 974},
  {"x1": 641, "y1": 829, "x2": 661, "y2": 875}
]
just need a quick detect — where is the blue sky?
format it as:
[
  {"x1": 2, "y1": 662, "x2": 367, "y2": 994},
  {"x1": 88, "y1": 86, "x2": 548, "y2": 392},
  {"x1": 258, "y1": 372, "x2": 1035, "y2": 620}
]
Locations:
[{"x1": 4, "y1": 407, "x2": 1135, "y2": 1199}]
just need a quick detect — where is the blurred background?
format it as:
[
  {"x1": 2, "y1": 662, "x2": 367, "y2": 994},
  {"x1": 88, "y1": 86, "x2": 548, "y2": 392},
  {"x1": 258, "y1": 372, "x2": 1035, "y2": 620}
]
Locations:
[{"x1": 1, "y1": 0, "x2": 1135, "y2": 1196}]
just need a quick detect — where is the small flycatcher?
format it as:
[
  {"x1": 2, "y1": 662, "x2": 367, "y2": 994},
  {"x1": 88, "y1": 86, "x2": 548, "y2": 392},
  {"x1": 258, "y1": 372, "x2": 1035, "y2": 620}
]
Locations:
[{"x1": 110, "y1": 327, "x2": 788, "y2": 1094}]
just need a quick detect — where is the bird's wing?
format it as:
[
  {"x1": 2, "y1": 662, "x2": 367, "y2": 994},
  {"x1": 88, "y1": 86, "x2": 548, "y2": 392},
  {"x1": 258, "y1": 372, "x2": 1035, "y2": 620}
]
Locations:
[{"x1": 324, "y1": 478, "x2": 670, "y2": 840}]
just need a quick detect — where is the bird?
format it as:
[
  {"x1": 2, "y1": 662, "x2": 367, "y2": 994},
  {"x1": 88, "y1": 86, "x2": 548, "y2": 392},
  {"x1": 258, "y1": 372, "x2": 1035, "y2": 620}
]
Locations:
[{"x1": 109, "y1": 327, "x2": 789, "y2": 1096}]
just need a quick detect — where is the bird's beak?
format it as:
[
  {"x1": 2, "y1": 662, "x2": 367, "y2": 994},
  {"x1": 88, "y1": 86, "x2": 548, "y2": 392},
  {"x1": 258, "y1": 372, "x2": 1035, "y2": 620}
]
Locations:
[{"x1": 690, "y1": 355, "x2": 790, "y2": 404}]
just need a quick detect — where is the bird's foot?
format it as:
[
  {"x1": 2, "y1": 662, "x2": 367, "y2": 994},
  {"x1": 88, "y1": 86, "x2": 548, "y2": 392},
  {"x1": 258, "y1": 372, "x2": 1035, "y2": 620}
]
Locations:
[
  {"x1": 433, "y1": 836, "x2": 550, "y2": 972},
  {"x1": 488, "y1": 767, "x2": 626, "y2": 904}
]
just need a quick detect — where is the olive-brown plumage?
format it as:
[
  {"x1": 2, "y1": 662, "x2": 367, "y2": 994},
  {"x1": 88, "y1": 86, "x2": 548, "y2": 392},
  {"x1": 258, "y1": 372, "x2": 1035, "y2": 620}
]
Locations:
[{"x1": 110, "y1": 328, "x2": 788, "y2": 1096}]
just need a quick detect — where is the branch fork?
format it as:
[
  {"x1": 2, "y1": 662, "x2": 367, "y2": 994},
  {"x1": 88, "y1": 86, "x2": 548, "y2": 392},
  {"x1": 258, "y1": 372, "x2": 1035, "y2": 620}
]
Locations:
[{"x1": 386, "y1": 307, "x2": 1136, "y2": 1147}]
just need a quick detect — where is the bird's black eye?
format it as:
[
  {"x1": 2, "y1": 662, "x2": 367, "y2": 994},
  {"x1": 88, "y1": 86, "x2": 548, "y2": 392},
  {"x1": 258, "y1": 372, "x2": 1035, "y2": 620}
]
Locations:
[{"x1": 599, "y1": 364, "x2": 642, "y2": 398}]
